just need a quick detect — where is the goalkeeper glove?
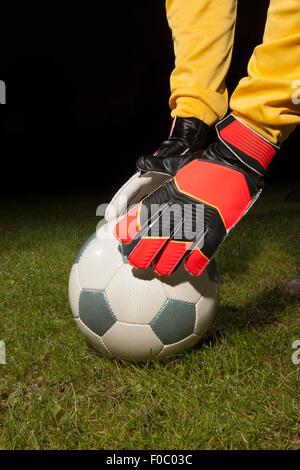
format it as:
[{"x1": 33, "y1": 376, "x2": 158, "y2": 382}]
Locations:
[{"x1": 115, "y1": 114, "x2": 279, "y2": 276}]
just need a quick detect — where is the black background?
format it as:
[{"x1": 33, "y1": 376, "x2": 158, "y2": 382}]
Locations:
[{"x1": 0, "y1": 0, "x2": 299, "y2": 195}]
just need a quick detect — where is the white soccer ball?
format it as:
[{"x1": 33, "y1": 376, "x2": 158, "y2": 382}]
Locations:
[{"x1": 68, "y1": 220, "x2": 219, "y2": 361}]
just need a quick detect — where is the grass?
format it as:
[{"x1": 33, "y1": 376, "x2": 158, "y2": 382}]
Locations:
[{"x1": 0, "y1": 182, "x2": 299, "y2": 450}]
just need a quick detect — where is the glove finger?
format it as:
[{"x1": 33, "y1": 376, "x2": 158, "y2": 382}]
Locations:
[
  {"x1": 114, "y1": 176, "x2": 175, "y2": 246},
  {"x1": 184, "y1": 216, "x2": 224, "y2": 277},
  {"x1": 184, "y1": 248, "x2": 210, "y2": 277},
  {"x1": 153, "y1": 218, "x2": 208, "y2": 277},
  {"x1": 114, "y1": 202, "x2": 143, "y2": 244},
  {"x1": 153, "y1": 240, "x2": 193, "y2": 276},
  {"x1": 128, "y1": 236, "x2": 169, "y2": 269},
  {"x1": 127, "y1": 202, "x2": 183, "y2": 269}
]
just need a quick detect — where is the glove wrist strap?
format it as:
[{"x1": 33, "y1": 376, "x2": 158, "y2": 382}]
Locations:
[{"x1": 216, "y1": 114, "x2": 279, "y2": 175}]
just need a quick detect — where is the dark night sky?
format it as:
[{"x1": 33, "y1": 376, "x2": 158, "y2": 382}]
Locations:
[{"x1": 0, "y1": 1, "x2": 299, "y2": 194}]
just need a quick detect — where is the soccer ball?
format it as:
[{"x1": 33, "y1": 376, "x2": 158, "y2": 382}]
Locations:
[{"x1": 68, "y1": 219, "x2": 219, "y2": 361}]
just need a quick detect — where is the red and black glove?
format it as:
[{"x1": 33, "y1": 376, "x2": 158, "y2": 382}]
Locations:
[{"x1": 114, "y1": 114, "x2": 279, "y2": 276}]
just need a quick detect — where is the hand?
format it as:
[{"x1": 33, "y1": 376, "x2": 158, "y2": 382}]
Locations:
[{"x1": 114, "y1": 115, "x2": 278, "y2": 276}]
